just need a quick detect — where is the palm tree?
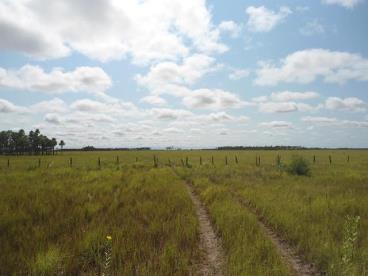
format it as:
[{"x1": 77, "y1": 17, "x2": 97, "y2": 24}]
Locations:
[
  {"x1": 51, "y1": 138, "x2": 57, "y2": 155},
  {"x1": 59, "y1": 140, "x2": 65, "y2": 152}
]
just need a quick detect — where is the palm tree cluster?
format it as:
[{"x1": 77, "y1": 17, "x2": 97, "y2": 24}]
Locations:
[{"x1": 0, "y1": 129, "x2": 64, "y2": 155}]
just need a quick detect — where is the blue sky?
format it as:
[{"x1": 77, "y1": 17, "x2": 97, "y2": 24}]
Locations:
[{"x1": 0, "y1": 0, "x2": 367, "y2": 148}]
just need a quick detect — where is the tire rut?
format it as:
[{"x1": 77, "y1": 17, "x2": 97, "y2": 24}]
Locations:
[
  {"x1": 233, "y1": 193, "x2": 321, "y2": 276},
  {"x1": 185, "y1": 181, "x2": 225, "y2": 276}
]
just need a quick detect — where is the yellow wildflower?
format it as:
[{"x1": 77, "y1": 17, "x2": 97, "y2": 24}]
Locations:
[{"x1": 106, "y1": 235, "x2": 112, "y2": 240}]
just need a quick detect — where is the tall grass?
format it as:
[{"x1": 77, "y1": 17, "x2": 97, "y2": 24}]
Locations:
[{"x1": 0, "y1": 166, "x2": 200, "y2": 274}]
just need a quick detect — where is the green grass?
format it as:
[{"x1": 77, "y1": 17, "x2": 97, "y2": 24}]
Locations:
[
  {"x1": 0, "y1": 166, "x2": 200, "y2": 275},
  {"x1": 1, "y1": 149, "x2": 367, "y2": 275}
]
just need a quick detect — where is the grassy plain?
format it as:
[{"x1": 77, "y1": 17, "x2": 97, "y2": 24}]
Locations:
[{"x1": 0, "y1": 149, "x2": 367, "y2": 275}]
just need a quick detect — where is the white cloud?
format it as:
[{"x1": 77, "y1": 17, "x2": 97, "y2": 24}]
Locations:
[
  {"x1": 0, "y1": 0, "x2": 226, "y2": 63},
  {"x1": 140, "y1": 95, "x2": 167, "y2": 106},
  {"x1": 325, "y1": 97, "x2": 366, "y2": 111},
  {"x1": 259, "y1": 121, "x2": 293, "y2": 129},
  {"x1": 299, "y1": 19, "x2": 325, "y2": 36},
  {"x1": 182, "y1": 89, "x2": 246, "y2": 110},
  {"x1": 270, "y1": 91, "x2": 319, "y2": 101},
  {"x1": 251, "y1": 96, "x2": 268, "y2": 103},
  {"x1": 302, "y1": 116, "x2": 368, "y2": 128},
  {"x1": 136, "y1": 54, "x2": 217, "y2": 92},
  {"x1": 30, "y1": 98, "x2": 68, "y2": 113},
  {"x1": 44, "y1": 113, "x2": 62, "y2": 125},
  {"x1": 255, "y1": 49, "x2": 368, "y2": 86},
  {"x1": 0, "y1": 98, "x2": 27, "y2": 113},
  {"x1": 322, "y1": 0, "x2": 363, "y2": 9},
  {"x1": 229, "y1": 68, "x2": 250, "y2": 80},
  {"x1": 258, "y1": 102, "x2": 315, "y2": 113},
  {"x1": 218, "y1": 21, "x2": 241, "y2": 38},
  {"x1": 0, "y1": 65, "x2": 112, "y2": 94},
  {"x1": 150, "y1": 108, "x2": 193, "y2": 120},
  {"x1": 246, "y1": 6, "x2": 292, "y2": 32},
  {"x1": 302, "y1": 116, "x2": 337, "y2": 124}
]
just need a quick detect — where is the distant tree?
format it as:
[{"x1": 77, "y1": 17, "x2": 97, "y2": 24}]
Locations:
[
  {"x1": 59, "y1": 140, "x2": 65, "y2": 152},
  {"x1": 51, "y1": 138, "x2": 57, "y2": 155},
  {"x1": 0, "y1": 129, "x2": 60, "y2": 156}
]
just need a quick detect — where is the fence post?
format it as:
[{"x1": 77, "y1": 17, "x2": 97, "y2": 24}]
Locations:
[
  {"x1": 329, "y1": 155, "x2": 332, "y2": 165},
  {"x1": 38, "y1": 158, "x2": 41, "y2": 168},
  {"x1": 168, "y1": 159, "x2": 171, "y2": 167},
  {"x1": 225, "y1": 156, "x2": 228, "y2": 165},
  {"x1": 70, "y1": 157, "x2": 72, "y2": 167},
  {"x1": 98, "y1": 157, "x2": 101, "y2": 168},
  {"x1": 313, "y1": 155, "x2": 316, "y2": 164},
  {"x1": 116, "y1": 156, "x2": 119, "y2": 165},
  {"x1": 185, "y1": 157, "x2": 189, "y2": 167},
  {"x1": 7, "y1": 159, "x2": 10, "y2": 168},
  {"x1": 153, "y1": 155, "x2": 157, "y2": 167},
  {"x1": 347, "y1": 155, "x2": 350, "y2": 163},
  {"x1": 235, "y1": 156, "x2": 238, "y2": 164},
  {"x1": 211, "y1": 156, "x2": 214, "y2": 165},
  {"x1": 200, "y1": 156, "x2": 202, "y2": 166}
]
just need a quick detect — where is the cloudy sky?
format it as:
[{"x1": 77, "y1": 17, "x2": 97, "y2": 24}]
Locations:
[{"x1": 0, "y1": 0, "x2": 367, "y2": 148}]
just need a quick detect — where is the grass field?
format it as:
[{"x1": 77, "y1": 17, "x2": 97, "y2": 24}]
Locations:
[{"x1": 1, "y1": 150, "x2": 367, "y2": 275}]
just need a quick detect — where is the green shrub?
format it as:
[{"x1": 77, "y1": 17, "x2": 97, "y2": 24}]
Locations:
[{"x1": 287, "y1": 156, "x2": 311, "y2": 176}]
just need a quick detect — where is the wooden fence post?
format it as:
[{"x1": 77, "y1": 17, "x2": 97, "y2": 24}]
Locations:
[
  {"x1": 153, "y1": 155, "x2": 158, "y2": 167},
  {"x1": 235, "y1": 156, "x2": 238, "y2": 164},
  {"x1": 313, "y1": 155, "x2": 316, "y2": 164},
  {"x1": 116, "y1": 156, "x2": 119, "y2": 165},
  {"x1": 7, "y1": 159, "x2": 10, "y2": 168},
  {"x1": 98, "y1": 157, "x2": 101, "y2": 168},
  {"x1": 200, "y1": 156, "x2": 202, "y2": 166},
  {"x1": 347, "y1": 155, "x2": 350, "y2": 163},
  {"x1": 329, "y1": 155, "x2": 332, "y2": 165},
  {"x1": 225, "y1": 156, "x2": 228, "y2": 165},
  {"x1": 38, "y1": 158, "x2": 41, "y2": 168},
  {"x1": 211, "y1": 156, "x2": 214, "y2": 165},
  {"x1": 70, "y1": 157, "x2": 73, "y2": 167}
]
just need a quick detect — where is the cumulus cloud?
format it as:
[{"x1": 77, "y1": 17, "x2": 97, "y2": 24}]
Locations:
[
  {"x1": 0, "y1": 98, "x2": 27, "y2": 113},
  {"x1": 150, "y1": 108, "x2": 193, "y2": 120},
  {"x1": 0, "y1": 0, "x2": 226, "y2": 63},
  {"x1": 246, "y1": 6, "x2": 292, "y2": 32},
  {"x1": 0, "y1": 65, "x2": 112, "y2": 94},
  {"x1": 259, "y1": 102, "x2": 315, "y2": 113},
  {"x1": 140, "y1": 95, "x2": 167, "y2": 106},
  {"x1": 302, "y1": 116, "x2": 368, "y2": 128},
  {"x1": 270, "y1": 91, "x2": 319, "y2": 101},
  {"x1": 136, "y1": 54, "x2": 217, "y2": 92},
  {"x1": 30, "y1": 98, "x2": 68, "y2": 113},
  {"x1": 218, "y1": 21, "x2": 241, "y2": 38},
  {"x1": 229, "y1": 68, "x2": 250, "y2": 80},
  {"x1": 322, "y1": 0, "x2": 363, "y2": 8},
  {"x1": 255, "y1": 49, "x2": 368, "y2": 86},
  {"x1": 183, "y1": 89, "x2": 246, "y2": 110},
  {"x1": 325, "y1": 97, "x2": 366, "y2": 111},
  {"x1": 44, "y1": 113, "x2": 62, "y2": 125},
  {"x1": 259, "y1": 121, "x2": 293, "y2": 129},
  {"x1": 299, "y1": 19, "x2": 325, "y2": 36}
]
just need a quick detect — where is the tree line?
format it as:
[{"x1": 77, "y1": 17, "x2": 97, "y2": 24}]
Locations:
[{"x1": 0, "y1": 129, "x2": 65, "y2": 155}]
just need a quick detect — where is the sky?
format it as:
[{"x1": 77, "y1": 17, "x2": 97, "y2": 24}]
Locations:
[{"x1": 0, "y1": 0, "x2": 368, "y2": 148}]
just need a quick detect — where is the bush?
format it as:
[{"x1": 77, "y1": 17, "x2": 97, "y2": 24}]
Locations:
[{"x1": 287, "y1": 156, "x2": 311, "y2": 176}]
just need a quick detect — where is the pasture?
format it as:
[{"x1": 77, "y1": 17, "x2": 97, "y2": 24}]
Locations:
[{"x1": 0, "y1": 150, "x2": 367, "y2": 275}]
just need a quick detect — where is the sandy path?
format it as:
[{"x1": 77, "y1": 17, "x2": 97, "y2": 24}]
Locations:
[{"x1": 185, "y1": 182, "x2": 224, "y2": 276}]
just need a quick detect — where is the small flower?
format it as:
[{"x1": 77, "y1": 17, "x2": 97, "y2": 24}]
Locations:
[{"x1": 106, "y1": 235, "x2": 112, "y2": 240}]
